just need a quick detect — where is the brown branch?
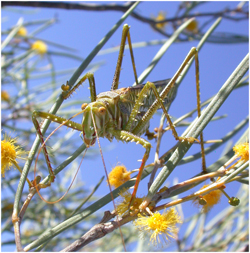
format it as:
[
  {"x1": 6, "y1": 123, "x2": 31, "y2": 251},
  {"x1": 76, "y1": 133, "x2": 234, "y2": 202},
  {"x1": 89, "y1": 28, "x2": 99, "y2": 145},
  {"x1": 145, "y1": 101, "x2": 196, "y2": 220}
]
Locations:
[
  {"x1": 2, "y1": 1, "x2": 248, "y2": 43},
  {"x1": 13, "y1": 220, "x2": 23, "y2": 252},
  {"x1": 59, "y1": 166, "x2": 227, "y2": 251},
  {"x1": 1, "y1": 1, "x2": 135, "y2": 11},
  {"x1": 60, "y1": 215, "x2": 135, "y2": 252},
  {"x1": 2, "y1": 1, "x2": 248, "y2": 25},
  {"x1": 13, "y1": 184, "x2": 41, "y2": 251}
]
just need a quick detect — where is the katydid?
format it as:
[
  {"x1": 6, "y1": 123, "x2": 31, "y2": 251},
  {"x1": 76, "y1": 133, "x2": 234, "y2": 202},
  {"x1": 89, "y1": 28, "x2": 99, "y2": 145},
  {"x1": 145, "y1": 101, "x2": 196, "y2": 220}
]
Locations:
[{"x1": 32, "y1": 24, "x2": 205, "y2": 211}]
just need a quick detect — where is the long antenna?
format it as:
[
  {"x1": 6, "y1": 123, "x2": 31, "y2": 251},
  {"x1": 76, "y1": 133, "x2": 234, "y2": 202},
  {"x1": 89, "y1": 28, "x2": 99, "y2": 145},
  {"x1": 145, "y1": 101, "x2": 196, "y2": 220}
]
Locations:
[{"x1": 90, "y1": 109, "x2": 126, "y2": 251}]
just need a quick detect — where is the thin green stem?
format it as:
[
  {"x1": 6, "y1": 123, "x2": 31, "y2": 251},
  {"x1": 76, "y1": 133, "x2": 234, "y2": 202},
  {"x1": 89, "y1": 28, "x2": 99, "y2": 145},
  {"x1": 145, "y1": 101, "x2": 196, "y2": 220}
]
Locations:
[{"x1": 12, "y1": 161, "x2": 32, "y2": 188}]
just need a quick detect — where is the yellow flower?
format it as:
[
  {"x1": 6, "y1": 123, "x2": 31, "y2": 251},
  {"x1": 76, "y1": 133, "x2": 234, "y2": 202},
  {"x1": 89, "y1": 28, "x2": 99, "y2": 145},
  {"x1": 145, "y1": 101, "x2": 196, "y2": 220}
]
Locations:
[
  {"x1": 107, "y1": 164, "x2": 132, "y2": 188},
  {"x1": 17, "y1": 26, "x2": 27, "y2": 37},
  {"x1": 1, "y1": 91, "x2": 10, "y2": 102},
  {"x1": 155, "y1": 11, "x2": 167, "y2": 30},
  {"x1": 116, "y1": 189, "x2": 144, "y2": 216},
  {"x1": 233, "y1": 142, "x2": 249, "y2": 162},
  {"x1": 1, "y1": 133, "x2": 27, "y2": 177},
  {"x1": 193, "y1": 184, "x2": 222, "y2": 213},
  {"x1": 133, "y1": 208, "x2": 182, "y2": 247},
  {"x1": 31, "y1": 40, "x2": 47, "y2": 55},
  {"x1": 186, "y1": 20, "x2": 198, "y2": 33}
]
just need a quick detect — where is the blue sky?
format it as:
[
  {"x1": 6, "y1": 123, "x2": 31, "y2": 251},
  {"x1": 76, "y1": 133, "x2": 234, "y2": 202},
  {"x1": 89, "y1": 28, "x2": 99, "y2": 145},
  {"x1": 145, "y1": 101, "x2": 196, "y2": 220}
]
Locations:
[{"x1": 1, "y1": 1, "x2": 249, "y2": 251}]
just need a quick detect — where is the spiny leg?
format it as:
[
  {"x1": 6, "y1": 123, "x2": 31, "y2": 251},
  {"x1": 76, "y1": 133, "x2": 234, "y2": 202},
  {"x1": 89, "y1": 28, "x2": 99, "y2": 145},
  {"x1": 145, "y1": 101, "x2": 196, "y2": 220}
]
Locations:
[
  {"x1": 111, "y1": 24, "x2": 138, "y2": 90},
  {"x1": 32, "y1": 113, "x2": 55, "y2": 183},
  {"x1": 62, "y1": 72, "x2": 97, "y2": 102},
  {"x1": 194, "y1": 51, "x2": 206, "y2": 172},
  {"x1": 32, "y1": 111, "x2": 83, "y2": 183},
  {"x1": 132, "y1": 47, "x2": 199, "y2": 137},
  {"x1": 110, "y1": 128, "x2": 151, "y2": 209},
  {"x1": 123, "y1": 80, "x2": 197, "y2": 206},
  {"x1": 125, "y1": 81, "x2": 198, "y2": 143},
  {"x1": 132, "y1": 47, "x2": 205, "y2": 154},
  {"x1": 33, "y1": 72, "x2": 97, "y2": 182},
  {"x1": 126, "y1": 48, "x2": 206, "y2": 205}
]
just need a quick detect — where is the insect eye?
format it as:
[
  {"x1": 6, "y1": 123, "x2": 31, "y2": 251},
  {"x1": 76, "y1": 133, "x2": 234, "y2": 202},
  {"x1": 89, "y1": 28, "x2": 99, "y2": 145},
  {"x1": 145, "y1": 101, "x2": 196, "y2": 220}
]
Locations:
[
  {"x1": 98, "y1": 107, "x2": 106, "y2": 114},
  {"x1": 81, "y1": 103, "x2": 88, "y2": 110}
]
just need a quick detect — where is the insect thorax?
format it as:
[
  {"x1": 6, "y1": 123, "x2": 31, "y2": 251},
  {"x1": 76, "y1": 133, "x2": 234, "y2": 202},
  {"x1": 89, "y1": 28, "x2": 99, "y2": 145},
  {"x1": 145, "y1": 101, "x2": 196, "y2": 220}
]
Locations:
[{"x1": 96, "y1": 90, "x2": 150, "y2": 138}]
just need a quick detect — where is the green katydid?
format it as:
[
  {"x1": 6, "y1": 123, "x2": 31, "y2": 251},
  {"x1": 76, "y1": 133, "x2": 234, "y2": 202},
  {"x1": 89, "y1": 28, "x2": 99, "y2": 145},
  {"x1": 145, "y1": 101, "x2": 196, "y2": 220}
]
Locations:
[{"x1": 32, "y1": 24, "x2": 205, "y2": 211}]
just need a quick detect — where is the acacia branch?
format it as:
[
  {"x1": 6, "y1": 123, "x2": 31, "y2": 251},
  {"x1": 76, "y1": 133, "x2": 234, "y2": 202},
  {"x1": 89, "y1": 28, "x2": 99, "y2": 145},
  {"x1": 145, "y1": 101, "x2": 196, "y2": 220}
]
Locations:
[
  {"x1": 2, "y1": 1, "x2": 248, "y2": 43},
  {"x1": 2, "y1": 1, "x2": 248, "y2": 26},
  {"x1": 60, "y1": 215, "x2": 135, "y2": 252}
]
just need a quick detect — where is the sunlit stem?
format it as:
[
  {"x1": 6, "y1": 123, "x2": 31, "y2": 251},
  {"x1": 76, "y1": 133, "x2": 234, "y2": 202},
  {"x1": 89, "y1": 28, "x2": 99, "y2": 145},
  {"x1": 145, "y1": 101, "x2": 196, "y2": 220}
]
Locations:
[{"x1": 12, "y1": 161, "x2": 32, "y2": 188}]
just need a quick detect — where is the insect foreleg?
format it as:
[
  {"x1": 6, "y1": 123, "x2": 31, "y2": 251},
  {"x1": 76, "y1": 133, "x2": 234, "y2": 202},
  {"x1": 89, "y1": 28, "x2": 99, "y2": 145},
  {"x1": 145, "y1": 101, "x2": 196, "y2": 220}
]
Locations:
[
  {"x1": 32, "y1": 111, "x2": 83, "y2": 183},
  {"x1": 62, "y1": 72, "x2": 97, "y2": 102},
  {"x1": 109, "y1": 129, "x2": 151, "y2": 208},
  {"x1": 32, "y1": 113, "x2": 55, "y2": 183},
  {"x1": 32, "y1": 111, "x2": 83, "y2": 131}
]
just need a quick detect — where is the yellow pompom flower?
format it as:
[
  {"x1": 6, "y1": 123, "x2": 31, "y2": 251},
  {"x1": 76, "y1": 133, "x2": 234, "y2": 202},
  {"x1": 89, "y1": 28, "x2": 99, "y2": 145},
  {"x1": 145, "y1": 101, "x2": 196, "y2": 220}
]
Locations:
[
  {"x1": 186, "y1": 20, "x2": 198, "y2": 33},
  {"x1": 155, "y1": 11, "x2": 167, "y2": 30},
  {"x1": 1, "y1": 91, "x2": 10, "y2": 102},
  {"x1": 17, "y1": 26, "x2": 27, "y2": 37},
  {"x1": 1, "y1": 133, "x2": 27, "y2": 177},
  {"x1": 116, "y1": 189, "x2": 144, "y2": 216},
  {"x1": 233, "y1": 142, "x2": 249, "y2": 162},
  {"x1": 193, "y1": 184, "x2": 222, "y2": 213},
  {"x1": 133, "y1": 208, "x2": 182, "y2": 247},
  {"x1": 107, "y1": 164, "x2": 132, "y2": 188},
  {"x1": 31, "y1": 40, "x2": 47, "y2": 55}
]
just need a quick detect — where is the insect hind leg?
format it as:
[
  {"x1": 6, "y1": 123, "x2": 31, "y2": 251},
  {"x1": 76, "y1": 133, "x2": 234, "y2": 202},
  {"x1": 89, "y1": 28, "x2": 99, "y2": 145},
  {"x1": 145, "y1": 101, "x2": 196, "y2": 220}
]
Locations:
[
  {"x1": 131, "y1": 47, "x2": 206, "y2": 171},
  {"x1": 123, "y1": 48, "x2": 207, "y2": 210},
  {"x1": 125, "y1": 81, "x2": 198, "y2": 144},
  {"x1": 111, "y1": 24, "x2": 138, "y2": 90}
]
